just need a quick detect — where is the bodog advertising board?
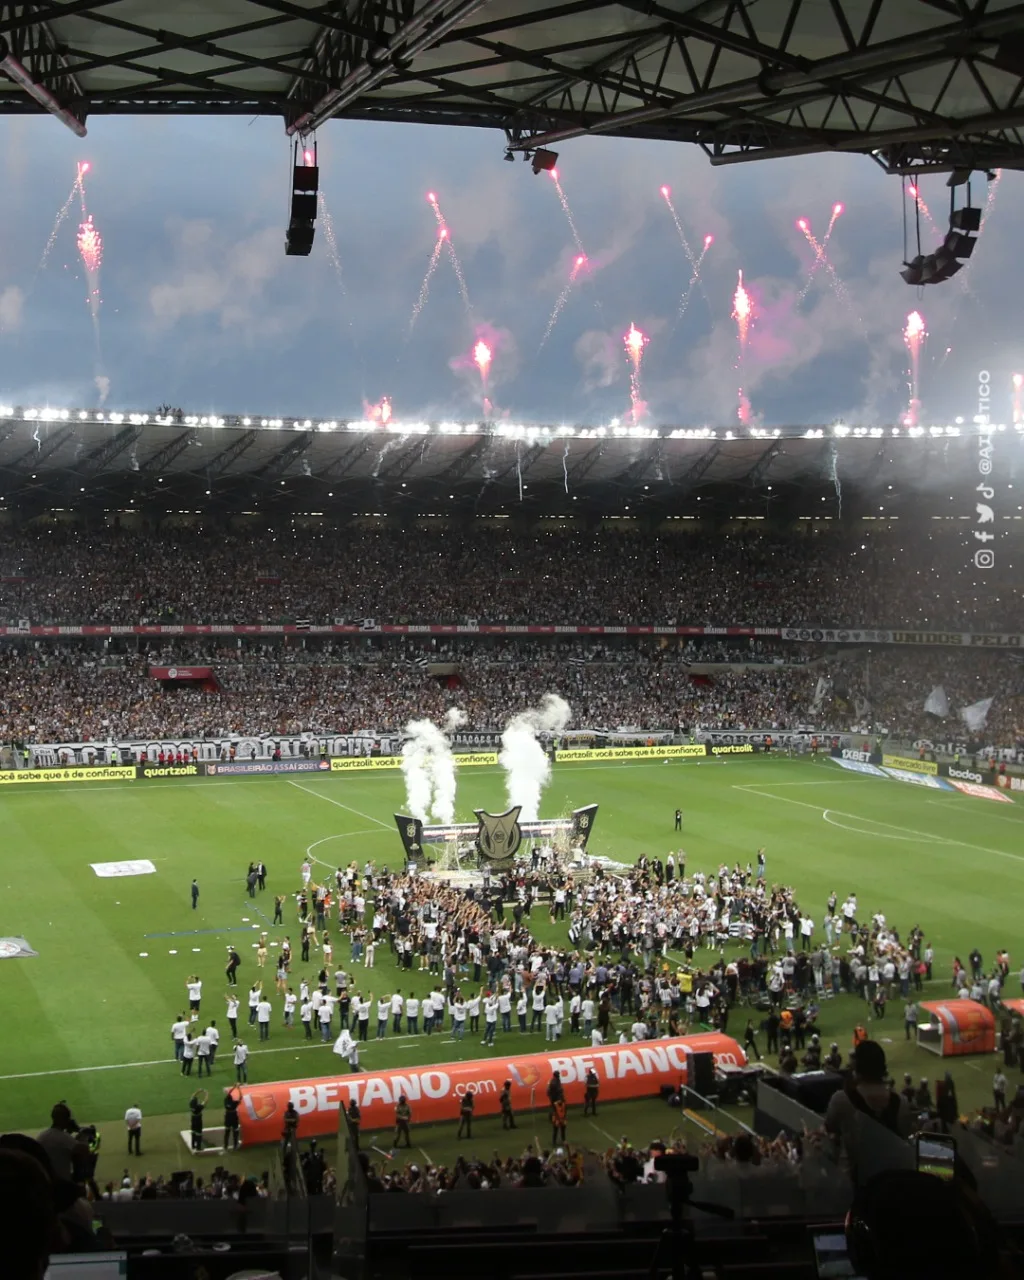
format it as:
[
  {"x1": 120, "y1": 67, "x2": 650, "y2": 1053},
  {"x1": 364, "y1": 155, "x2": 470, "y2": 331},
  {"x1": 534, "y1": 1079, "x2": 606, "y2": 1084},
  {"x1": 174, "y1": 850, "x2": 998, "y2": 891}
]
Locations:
[{"x1": 236, "y1": 1033, "x2": 745, "y2": 1144}]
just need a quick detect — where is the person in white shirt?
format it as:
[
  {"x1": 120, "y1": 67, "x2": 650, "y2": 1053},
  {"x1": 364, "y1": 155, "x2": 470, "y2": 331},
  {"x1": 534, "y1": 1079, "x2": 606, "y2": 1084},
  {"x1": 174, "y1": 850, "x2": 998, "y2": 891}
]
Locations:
[
  {"x1": 365, "y1": 938, "x2": 376, "y2": 968},
  {"x1": 569, "y1": 993, "x2": 582, "y2": 1034},
  {"x1": 432, "y1": 989, "x2": 446, "y2": 1033},
  {"x1": 531, "y1": 984, "x2": 547, "y2": 1033},
  {"x1": 225, "y1": 994, "x2": 240, "y2": 1038},
  {"x1": 405, "y1": 994, "x2": 420, "y2": 1034},
  {"x1": 205, "y1": 1021, "x2": 220, "y2": 1067},
  {"x1": 498, "y1": 989, "x2": 512, "y2": 1032},
  {"x1": 544, "y1": 1000, "x2": 559, "y2": 1042},
  {"x1": 319, "y1": 994, "x2": 337, "y2": 1042},
  {"x1": 248, "y1": 984, "x2": 261, "y2": 1025},
  {"x1": 591, "y1": 1027, "x2": 604, "y2": 1048},
  {"x1": 171, "y1": 1015, "x2": 189, "y2": 1062},
  {"x1": 257, "y1": 996, "x2": 272, "y2": 1040},
  {"x1": 234, "y1": 1040, "x2": 250, "y2": 1083},
  {"x1": 356, "y1": 993, "x2": 372, "y2": 1041},
  {"x1": 516, "y1": 992, "x2": 528, "y2": 1032},
  {"x1": 453, "y1": 988, "x2": 468, "y2": 1039},
  {"x1": 581, "y1": 997, "x2": 595, "y2": 1038},
  {"x1": 376, "y1": 996, "x2": 390, "y2": 1039},
  {"x1": 180, "y1": 1029, "x2": 196, "y2": 1075},
  {"x1": 467, "y1": 991, "x2": 482, "y2": 1034},
  {"x1": 124, "y1": 1105, "x2": 143, "y2": 1156},
  {"x1": 195, "y1": 1029, "x2": 212, "y2": 1076},
  {"x1": 186, "y1": 977, "x2": 202, "y2": 1016},
  {"x1": 390, "y1": 991, "x2": 404, "y2": 1034},
  {"x1": 483, "y1": 993, "x2": 499, "y2": 1045},
  {"x1": 631, "y1": 1019, "x2": 647, "y2": 1042},
  {"x1": 283, "y1": 989, "x2": 297, "y2": 1026},
  {"x1": 300, "y1": 999, "x2": 313, "y2": 1039}
]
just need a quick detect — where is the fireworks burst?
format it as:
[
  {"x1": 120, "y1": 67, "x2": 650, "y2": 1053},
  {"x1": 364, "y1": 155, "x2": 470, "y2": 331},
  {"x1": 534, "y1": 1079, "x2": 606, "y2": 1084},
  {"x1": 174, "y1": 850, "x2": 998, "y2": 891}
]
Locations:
[
  {"x1": 427, "y1": 191, "x2": 472, "y2": 317},
  {"x1": 474, "y1": 338, "x2": 493, "y2": 416},
  {"x1": 732, "y1": 272, "x2": 753, "y2": 424},
  {"x1": 676, "y1": 234, "x2": 714, "y2": 324},
  {"x1": 902, "y1": 310, "x2": 927, "y2": 427},
  {"x1": 623, "y1": 322, "x2": 649, "y2": 423},
  {"x1": 365, "y1": 396, "x2": 393, "y2": 425},
  {"x1": 77, "y1": 214, "x2": 103, "y2": 319},
  {"x1": 539, "y1": 254, "x2": 587, "y2": 350},
  {"x1": 660, "y1": 185, "x2": 711, "y2": 311}
]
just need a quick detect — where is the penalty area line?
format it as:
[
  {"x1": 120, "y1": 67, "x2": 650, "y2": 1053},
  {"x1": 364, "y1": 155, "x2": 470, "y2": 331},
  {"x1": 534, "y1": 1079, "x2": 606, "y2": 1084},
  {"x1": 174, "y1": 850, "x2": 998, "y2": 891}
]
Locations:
[{"x1": 286, "y1": 780, "x2": 393, "y2": 830}]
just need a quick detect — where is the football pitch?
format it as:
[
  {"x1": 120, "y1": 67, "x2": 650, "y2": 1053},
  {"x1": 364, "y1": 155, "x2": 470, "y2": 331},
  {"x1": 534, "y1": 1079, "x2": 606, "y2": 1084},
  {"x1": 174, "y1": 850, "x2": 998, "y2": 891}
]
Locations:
[{"x1": 1, "y1": 755, "x2": 1020, "y2": 1169}]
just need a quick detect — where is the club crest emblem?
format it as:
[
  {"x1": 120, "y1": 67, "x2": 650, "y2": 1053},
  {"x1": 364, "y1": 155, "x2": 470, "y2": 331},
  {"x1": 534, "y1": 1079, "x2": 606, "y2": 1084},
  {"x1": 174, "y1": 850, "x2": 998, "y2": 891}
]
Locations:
[{"x1": 474, "y1": 807, "x2": 522, "y2": 862}]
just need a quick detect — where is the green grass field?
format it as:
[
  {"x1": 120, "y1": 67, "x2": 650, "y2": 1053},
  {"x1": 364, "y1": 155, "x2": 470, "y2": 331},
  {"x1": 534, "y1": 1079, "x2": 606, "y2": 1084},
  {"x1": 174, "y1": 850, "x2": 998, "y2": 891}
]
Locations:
[{"x1": 1, "y1": 754, "x2": 1020, "y2": 1181}]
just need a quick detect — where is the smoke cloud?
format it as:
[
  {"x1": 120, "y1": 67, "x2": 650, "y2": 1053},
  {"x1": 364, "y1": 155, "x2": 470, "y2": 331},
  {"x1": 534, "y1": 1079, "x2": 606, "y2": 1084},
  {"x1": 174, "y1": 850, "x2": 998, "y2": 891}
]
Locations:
[
  {"x1": 401, "y1": 709, "x2": 467, "y2": 825},
  {"x1": 499, "y1": 693, "x2": 571, "y2": 821},
  {"x1": 94, "y1": 374, "x2": 111, "y2": 405}
]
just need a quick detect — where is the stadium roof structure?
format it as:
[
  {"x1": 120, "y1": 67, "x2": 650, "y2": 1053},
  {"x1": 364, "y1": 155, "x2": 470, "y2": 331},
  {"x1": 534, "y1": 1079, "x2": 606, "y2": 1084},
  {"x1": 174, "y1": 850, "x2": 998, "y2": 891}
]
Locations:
[
  {"x1": 1, "y1": 0, "x2": 1023, "y2": 174},
  {"x1": 0, "y1": 408, "x2": 1015, "y2": 516}
]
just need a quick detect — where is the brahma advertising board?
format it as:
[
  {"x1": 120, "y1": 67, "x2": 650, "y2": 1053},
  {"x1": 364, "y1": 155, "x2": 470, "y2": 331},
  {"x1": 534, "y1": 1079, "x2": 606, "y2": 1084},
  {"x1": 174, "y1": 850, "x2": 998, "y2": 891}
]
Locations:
[{"x1": 236, "y1": 1033, "x2": 744, "y2": 1144}]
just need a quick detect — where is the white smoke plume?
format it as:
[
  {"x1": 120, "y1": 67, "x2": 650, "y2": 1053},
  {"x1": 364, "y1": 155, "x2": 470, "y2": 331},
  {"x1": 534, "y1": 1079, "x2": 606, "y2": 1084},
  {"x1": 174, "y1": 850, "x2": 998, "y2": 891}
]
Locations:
[
  {"x1": 94, "y1": 374, "x2": 110, "y2": 405},
  {"x1": 401, "y1": 709, "x2": 467, "y2": 824},
  {"x1": 499, "y1": 694, "x2": 571, "y2": 821}
]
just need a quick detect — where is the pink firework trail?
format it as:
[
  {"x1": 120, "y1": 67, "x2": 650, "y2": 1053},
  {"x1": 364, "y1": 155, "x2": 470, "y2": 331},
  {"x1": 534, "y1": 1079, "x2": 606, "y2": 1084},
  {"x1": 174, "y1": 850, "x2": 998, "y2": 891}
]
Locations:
[
  {"x1": 427, "y1": 191, "x2": 472, "y2": 317},
  {"x1": 902, "y1": 310, "x2": 926, "y2": 427},
  {"x1": 797, "y1": 204, "x2": 843, "y2": 301},
  {"x1": 539, "y1": 254, "x2": 587, "y2": 349},
  {"x1": 549, "y1": 169, "x2": 585, "y2": 256},
  {"x1": 795, "y1": 215, "x2": 852, "y2": 310},
  {"x1": 1012, "y1": 372, "x2": 1022, "y2": 426},
  {"x1": 409, "y1": 227, "x2": 448, "y2": 330},
  {"x1": 906, "y1": 183, "x2": 943, "y2": 245},
  {"x1": 40, "y1": 162, "x2": 89, "y2": 271},
  {"x1": 623, "y1": 322, "x2": 649, "y2": 423},
  {"x1": 676, "y1": 234, "x2": 714, "y2": 323},
  {"x1": 660, "y1": 184, "x2": 711, "y2": 309},
  {"x1": 732, "y1": 272, "x2": 753, "y2": 425}
]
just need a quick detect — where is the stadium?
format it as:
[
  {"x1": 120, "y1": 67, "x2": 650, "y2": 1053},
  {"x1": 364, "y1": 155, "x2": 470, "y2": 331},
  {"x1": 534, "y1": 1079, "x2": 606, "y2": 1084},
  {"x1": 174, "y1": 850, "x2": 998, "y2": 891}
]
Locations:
[{"x1": 2, "y1": 2, "x2": 1024, "y2": 1279}]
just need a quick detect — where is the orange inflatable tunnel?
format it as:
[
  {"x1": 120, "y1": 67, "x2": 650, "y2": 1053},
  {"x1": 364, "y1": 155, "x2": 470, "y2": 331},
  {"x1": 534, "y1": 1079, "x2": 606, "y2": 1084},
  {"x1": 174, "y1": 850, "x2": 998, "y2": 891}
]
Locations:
[
  {"x1": 236, "y1": 1032, "x2": 746, "y2": 1145},
  {"x1": 917, "y1": 999, "x2": 996, "y2": 1057}
]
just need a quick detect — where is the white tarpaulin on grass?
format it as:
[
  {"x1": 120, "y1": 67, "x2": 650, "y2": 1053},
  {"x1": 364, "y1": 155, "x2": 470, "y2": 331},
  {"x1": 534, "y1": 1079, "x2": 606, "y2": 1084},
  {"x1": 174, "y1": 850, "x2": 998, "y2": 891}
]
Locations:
[{"x1": 91, "y1": 859, "x2": 156, "y2": 877}]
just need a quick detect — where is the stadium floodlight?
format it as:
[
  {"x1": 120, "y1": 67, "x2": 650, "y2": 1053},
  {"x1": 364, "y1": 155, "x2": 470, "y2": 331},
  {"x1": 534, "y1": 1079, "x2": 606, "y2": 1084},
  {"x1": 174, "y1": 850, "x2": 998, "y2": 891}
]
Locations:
[
  {"x1": 900, "y1": 254, "x2": 926, "y2": 285},
  {"x1": 531, "y1": 148, "x2": 558, "y2": 175}
]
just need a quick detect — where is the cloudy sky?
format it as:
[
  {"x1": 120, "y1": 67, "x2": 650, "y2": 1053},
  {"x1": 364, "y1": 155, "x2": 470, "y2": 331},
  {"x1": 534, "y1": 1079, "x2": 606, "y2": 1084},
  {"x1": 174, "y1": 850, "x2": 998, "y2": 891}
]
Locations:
[{"x1": 0, "y1": 113, "x2": 1021, "y2": 426}]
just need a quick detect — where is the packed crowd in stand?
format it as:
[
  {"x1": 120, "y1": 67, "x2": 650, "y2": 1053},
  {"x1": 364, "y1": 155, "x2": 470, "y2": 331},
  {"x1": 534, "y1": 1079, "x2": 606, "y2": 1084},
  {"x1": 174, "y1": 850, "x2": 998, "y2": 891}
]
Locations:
[
  {"x1": 0, "y1": 639, "x2": 1020, "y2": 747},
  {"x1": 0, "y1": 526, "x2": 1019, "y2": 629}
]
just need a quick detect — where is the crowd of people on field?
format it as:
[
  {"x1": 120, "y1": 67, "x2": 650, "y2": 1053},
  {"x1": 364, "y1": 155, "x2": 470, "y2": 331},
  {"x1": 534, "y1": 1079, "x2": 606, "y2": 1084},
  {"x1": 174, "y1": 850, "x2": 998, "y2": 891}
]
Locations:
[{"x1": 0, "y1": 526, "x2": 1019, "y2": 629}]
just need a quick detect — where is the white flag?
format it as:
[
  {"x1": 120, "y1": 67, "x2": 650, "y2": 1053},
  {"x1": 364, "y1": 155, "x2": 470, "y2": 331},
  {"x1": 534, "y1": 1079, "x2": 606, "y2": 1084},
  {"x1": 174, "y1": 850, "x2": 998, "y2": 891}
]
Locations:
[
  {"x1": 960, "y1": 697, "x2": 993, "y2": 733},
  {"x1": 923, "y1": 685, "x2": 949, "y2": 717},
  {"x1": 332, "y1": 1028, "x2": 354, "y2": 1059},
  {"x1": 812, "y1": 676, "x2": 830, "y2": 709}
]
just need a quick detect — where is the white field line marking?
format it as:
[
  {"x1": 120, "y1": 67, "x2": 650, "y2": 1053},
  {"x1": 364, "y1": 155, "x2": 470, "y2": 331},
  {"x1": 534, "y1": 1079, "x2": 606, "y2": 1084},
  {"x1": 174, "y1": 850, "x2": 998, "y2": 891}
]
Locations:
[
  {"x1": 733, "y1": 785, "x2": 1024, "y2": 865},
  {"x1": 287, "y1": 780, "x2": 393, "y2": 829},
  {"x1": 0, "y1": 1031, "x2": 427, "y2": 1083},
  {"x1": 924, "y1": 798, "x2": 1024, "y2": 827}
]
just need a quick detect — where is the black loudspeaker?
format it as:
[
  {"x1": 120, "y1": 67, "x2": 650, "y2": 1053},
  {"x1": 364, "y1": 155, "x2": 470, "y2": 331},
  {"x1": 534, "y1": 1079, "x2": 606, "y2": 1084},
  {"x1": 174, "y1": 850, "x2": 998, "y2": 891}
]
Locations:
[{"x1": 689, "y1": 1051, "x2": 715, "y2": 1098}]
